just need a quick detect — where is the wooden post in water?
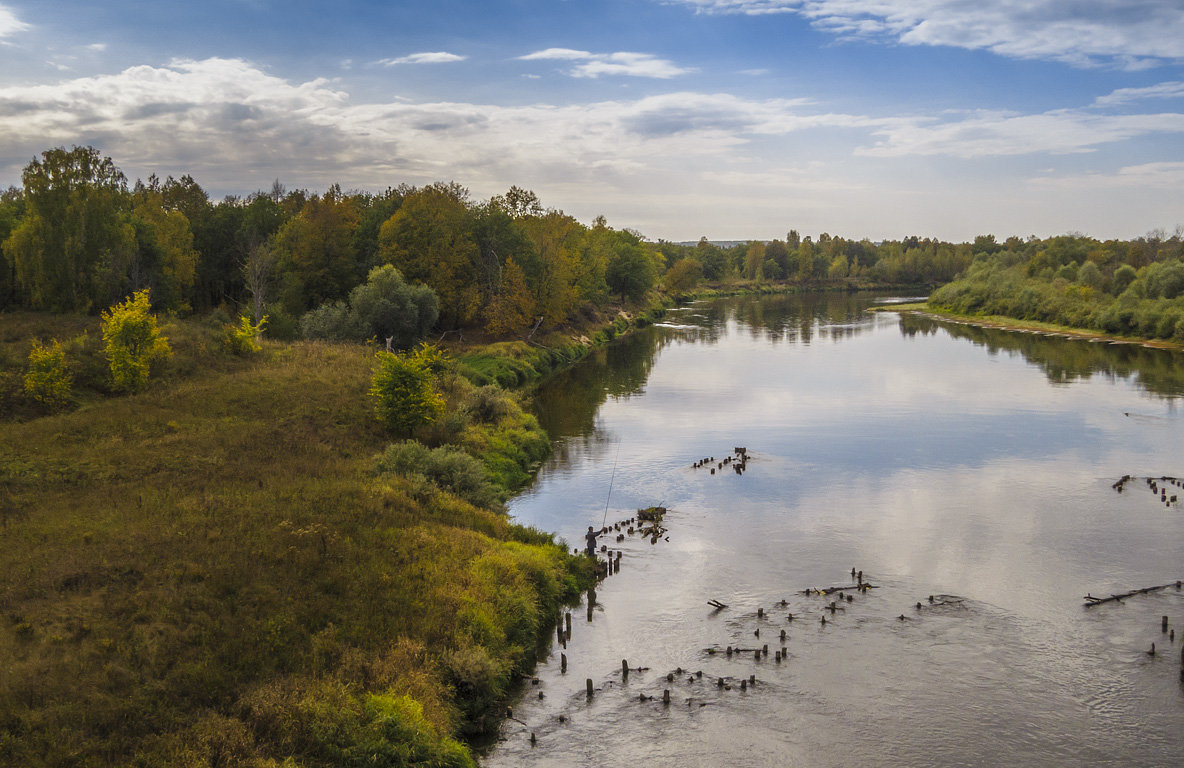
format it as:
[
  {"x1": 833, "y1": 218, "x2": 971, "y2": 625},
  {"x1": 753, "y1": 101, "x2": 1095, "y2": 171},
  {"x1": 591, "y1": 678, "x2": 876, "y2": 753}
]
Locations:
[
  {"x1": 566, "y1": 612, "x2": 572, "y2": 637},
  {"x1": 561, "y1": 653, "x2": 567, "y2": 673},
  {"x1": 1163, "y1": 616, "x2": 1170, "y2": 632},
  {"x1": 663, "y1": 689, "x2": 670, "y2": 705},
  {"x1": 622, "y1": 659, "x2": 629, "y2": 679},
  {"x1": 586, "y1": 678, "x2": 594, "y2": 698}
]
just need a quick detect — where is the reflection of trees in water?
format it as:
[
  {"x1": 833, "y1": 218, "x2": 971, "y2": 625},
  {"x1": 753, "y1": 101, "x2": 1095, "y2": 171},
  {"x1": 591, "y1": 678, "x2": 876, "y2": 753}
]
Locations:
[
  {"x1": 531, "y1": 328, "x2": 673, "y2": 443},
  {"x1": 900, "y1": 314, "x2": 1184, "y2": 400},
  {"x1": 533, "y1": 292, "x2": 890, "y2": 451},
  {"x1": 728, "y1": 292, "x2": 879, "y2": 345}
]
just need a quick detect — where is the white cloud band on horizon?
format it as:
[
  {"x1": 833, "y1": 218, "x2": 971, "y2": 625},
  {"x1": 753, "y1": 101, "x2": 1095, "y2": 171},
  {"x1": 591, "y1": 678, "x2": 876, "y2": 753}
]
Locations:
[
  {"x1": 1, "y1": 58, "x2": 1182, "y2": 239},
  {"x1": 519, "y1": 48, "x2": 693, "y2": 78},
  {"x1": 377, "y1": 51, "x2": 466, "y2": 66},
  {"x1": 664, "y1": 0, "x2": 1184, "y2": 68}
]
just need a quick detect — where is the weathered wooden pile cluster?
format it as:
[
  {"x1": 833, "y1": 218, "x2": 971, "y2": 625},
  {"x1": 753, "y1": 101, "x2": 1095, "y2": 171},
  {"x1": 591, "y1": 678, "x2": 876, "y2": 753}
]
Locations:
[
  {"x1": 691, "y1": 446, "x2": 752, "y2": 476},
  {"x1": 1111, "y1": 474, "x2": 1180, "y2": 507},
  {"x1": 511, "y1": 567, "x2": 986, "y2": 747},
  {"x1": 1083, "y1": 579, "x2": 1184, "y2": 677}
]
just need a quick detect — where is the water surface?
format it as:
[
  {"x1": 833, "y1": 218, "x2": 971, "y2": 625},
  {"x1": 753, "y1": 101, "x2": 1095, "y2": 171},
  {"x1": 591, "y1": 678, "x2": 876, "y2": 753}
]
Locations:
[{"x1": 485, "y1": 293, "x2": 1184, "y2": 767}]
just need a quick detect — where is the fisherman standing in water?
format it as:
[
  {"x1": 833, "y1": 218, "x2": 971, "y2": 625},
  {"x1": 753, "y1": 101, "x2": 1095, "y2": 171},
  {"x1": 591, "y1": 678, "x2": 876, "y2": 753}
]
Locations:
[{"x1": 584, "y1": 526, "x2": 600, "y2": 556}]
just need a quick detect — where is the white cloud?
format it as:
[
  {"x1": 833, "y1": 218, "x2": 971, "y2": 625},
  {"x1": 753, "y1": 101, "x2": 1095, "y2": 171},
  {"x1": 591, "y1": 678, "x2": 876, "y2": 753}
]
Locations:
[
  {"x1": 376, "y1": 51, "x2": 466, "y2": 66},
  {"x1": 858, "y1": 108, "x2": 1184, "y2": 158},
  {"x1": 519, "y1": 48, "x2": 693, "y2": 78},
  {"x1": 86, "y1": 43, "x2": 108, "y2": 52},
  {"x1": 0, "y1": 4, "x2": 28, "y2": 38},
  {"x1": 0, "y1": 59, "x2": 824, "y2": 187},
  {"x1": 1030, "y1": 161, "x2": 1184, "y2": 190},
  {"x1": 519, "y1": 48, "x2": 591, "y2": 61},
  {"x1": 1094, "y1": 81, "x2": 1184, "y2": 107},
  {"x1": 664, "y1": 1, "x2": 1184, "y2": 67},
  {"x1": 2, "y1": 57, "x2": 1182, "y2": 240}
]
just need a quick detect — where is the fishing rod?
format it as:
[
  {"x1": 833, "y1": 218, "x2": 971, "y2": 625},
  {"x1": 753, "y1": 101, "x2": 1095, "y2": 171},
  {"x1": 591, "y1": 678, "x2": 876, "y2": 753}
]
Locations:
[{"x1": 600, "y1": 440, "x2": 622, "y2": 530}]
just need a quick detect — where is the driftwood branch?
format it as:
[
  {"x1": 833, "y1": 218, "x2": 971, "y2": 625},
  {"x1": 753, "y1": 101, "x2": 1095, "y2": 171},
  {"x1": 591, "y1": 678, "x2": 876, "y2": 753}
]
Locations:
[
  {"x1": 800, "y1": 584, "x2": 878, "y2": 595},
  {"x1": 1084, "y1": 581, "x2": 1182, "y2": 607}
]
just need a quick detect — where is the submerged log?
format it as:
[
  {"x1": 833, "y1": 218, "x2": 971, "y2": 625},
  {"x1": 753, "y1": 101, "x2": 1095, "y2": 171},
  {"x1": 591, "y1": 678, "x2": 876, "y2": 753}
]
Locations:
[
  {"x1": 800, "y1": 583, "x2": 878, "y2": 595},
  {"x1": 1084, "y1": 581, "x2": 1181, "y2": 607}
]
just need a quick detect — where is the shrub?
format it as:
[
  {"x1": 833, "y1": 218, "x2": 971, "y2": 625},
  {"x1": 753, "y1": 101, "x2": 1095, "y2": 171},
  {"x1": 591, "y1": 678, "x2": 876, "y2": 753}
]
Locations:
[
  {"x1": 24, "y1": 339, "x2": 72, "y2": 410},
  {"x1": 301, "y1": 266, "x2": 439, "y2": 346},
  {"x1": 370, "y1": 351, "x2": 445, "y2": 436},
  {"x1": 374, "y1": 441, "x2": 501, "y2": 509},
  {"x1": 100, "y1": 288, "x2": 171, "y2": 392},
  {"x1": 350, "y1": 265, "x2": 439, "y2": 348},
  {"x1": 301, "y1": 300, "x2": 364, "y2": 341},
  {"x1": 465, "y1": 385, "x2": 515, "y2": 424},
  {"x1": 223, "y1": 314, "x2": 267, "y2": 355},
  {"x1": 238, "y1": 678, "x2": 475, "y2": 767}
]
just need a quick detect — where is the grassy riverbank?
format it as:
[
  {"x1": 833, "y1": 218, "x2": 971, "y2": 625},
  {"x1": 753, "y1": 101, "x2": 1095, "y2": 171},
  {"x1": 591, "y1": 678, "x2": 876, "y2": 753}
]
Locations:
[
  {"x1": 0, "y1": 305, "x2": 661, "y2": 766},
  {"x1": 873, "y1": 302, "x2": 1184, "y2": 351}
]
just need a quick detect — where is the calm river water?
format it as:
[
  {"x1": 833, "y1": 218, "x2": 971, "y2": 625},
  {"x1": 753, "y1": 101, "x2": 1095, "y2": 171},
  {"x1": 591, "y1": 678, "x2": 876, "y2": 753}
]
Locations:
[{"x1": 483, "y1": 292, "x2": 1184, "y2": 768}]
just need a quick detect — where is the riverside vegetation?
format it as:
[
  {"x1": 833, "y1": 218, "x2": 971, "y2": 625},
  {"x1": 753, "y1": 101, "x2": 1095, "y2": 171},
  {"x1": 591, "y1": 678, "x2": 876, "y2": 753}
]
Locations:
[
  {"x1": 4, "y1": 145, "x2": 1184, "y2": 766},
  {"x1": 928, "y1": 232, "x2": 1184, "y2": 345},
  {"x1": 0, "y1": 308, "x2": 609, "y2": 767}
]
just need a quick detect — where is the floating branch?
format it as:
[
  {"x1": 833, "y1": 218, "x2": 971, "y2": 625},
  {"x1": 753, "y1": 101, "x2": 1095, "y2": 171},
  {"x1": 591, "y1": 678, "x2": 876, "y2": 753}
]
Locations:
[
  {"x1": 800, "y1": 584, "x2": 878, "y2": 595},
  {"x1": 707, "y1": 599, "x2": 728, "y2": 610},
  {"x1": 1084, "y1": 581, "x2": 1182, "y2": 607}
]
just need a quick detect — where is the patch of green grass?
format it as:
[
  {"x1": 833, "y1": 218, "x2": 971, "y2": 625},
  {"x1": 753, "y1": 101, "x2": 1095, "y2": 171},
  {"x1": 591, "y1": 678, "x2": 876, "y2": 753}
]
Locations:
[{"x1": 0, "y1": 320, "x2": 592, "y2": 766}]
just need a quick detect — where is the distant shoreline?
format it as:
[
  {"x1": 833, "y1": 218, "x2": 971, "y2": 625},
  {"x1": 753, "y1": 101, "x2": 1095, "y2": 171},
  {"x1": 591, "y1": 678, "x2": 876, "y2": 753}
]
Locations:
[{"x1": 873, "y1": 302, "x2": 1184, "y2": 352}]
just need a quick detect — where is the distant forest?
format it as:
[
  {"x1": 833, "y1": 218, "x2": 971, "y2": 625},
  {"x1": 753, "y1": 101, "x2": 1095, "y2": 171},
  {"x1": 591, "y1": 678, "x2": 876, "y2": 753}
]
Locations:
[
  {"x1": 3, "y1": 146, "x2": 1182, "y2": 343},
  {"x1": 930, "y1": 230, "x2": 1184, "y2": 342}
]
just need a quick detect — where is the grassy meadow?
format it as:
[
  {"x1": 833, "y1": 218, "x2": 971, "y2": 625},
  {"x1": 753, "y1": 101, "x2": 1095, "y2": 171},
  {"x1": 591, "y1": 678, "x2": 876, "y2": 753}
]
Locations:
[{"x1": 0, "y1": 313, "x2": 593, "y2": 767}]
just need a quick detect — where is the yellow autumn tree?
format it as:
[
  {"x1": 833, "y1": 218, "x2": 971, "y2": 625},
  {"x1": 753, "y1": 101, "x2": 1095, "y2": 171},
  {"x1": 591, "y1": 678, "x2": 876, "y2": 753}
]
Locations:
[
  {"x1": 101, "y1": 289, "x2": 172, "y2": 393},
  {"x1": 484, "y1": 257, "x2": 535, "y2": 335}
]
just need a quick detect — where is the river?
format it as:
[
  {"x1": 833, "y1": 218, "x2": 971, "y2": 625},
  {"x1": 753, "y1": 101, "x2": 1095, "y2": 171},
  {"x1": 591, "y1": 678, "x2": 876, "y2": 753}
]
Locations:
[{"x1": 483, "y1": 292, "x2": 1184, "y2": 768}]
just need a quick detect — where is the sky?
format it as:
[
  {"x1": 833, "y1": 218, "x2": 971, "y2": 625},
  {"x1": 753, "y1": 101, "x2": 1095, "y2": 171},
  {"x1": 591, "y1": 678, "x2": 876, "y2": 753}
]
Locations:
[{"x1": 1, "y1": 0, "x2": 1184, "y2": 242}]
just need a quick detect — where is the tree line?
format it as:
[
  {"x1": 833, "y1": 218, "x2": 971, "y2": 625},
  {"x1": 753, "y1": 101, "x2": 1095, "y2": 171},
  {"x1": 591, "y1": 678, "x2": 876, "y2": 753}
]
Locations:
[
  {"x1": 0, "y1": 147, "x2": 667, "y2": 342},
  {"x1": 7, "y1": 146, "x2": 1181, "y2": 346},
  {"x1": 929, "y1": 232, "x2": 1184, "y2": 342}
]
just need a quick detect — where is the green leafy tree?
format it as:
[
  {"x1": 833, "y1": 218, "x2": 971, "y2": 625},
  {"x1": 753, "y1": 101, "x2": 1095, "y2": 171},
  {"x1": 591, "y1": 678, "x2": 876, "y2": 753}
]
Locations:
[
  {"x1": 300, "y1": 265, "x2": 438, "y2": 346},
  {"x1": 664, "y1": 257, "x2": 703, "y2": 293},
  {"x1": 274, "y1": 186, "x2": 361, "y2": 313},
  {"x1": 0, "y1": 186, "x2": 25, "y2": 307},
  {"x1": 5, "y1": 146, "x2": 134, "y2": 312},
  {"x1": 101, "y1": 289, "x2": 172, "y2": 392},
  {"x1": 370, "y1": 350, "x2": 444, "y2": 436},
  {"x1": 743, "y1": 241, "x2": 765, "y2": 280},
  {"x1": 130, "y1": 187, "x2": 200, "y2": 312},
  {"x1": 349, "y1": 264, "x2": 439, "y2": 347},
  {"x1": 377, "y1": 183, "x2": 481, "y2": 327},
  {"x1": 1076, "y1": 260, "x2": 1103, "y2": 289},
  {"x1": 1113, "y1": 264, "x2": 1138, "y2": 294},
  {"x1": 604, "y1": 236, "x2": 656, "y2": 302},
  {"x1": 24, "y1": 339, "x2": 73, "y2": 410}
]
